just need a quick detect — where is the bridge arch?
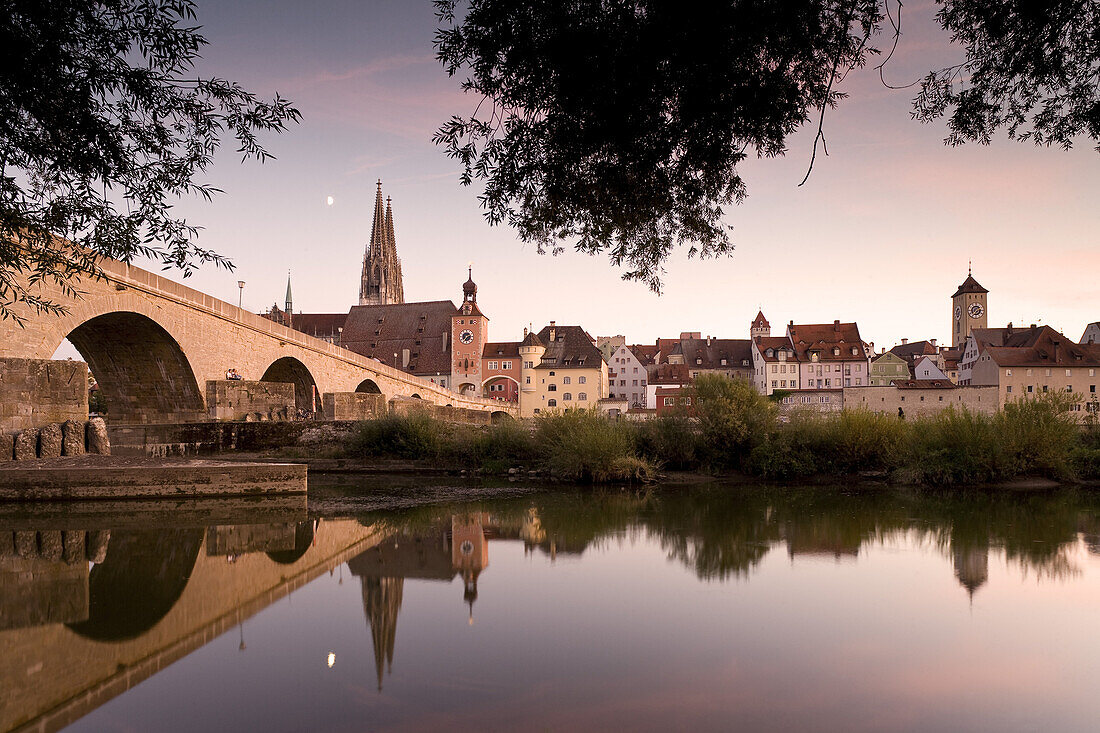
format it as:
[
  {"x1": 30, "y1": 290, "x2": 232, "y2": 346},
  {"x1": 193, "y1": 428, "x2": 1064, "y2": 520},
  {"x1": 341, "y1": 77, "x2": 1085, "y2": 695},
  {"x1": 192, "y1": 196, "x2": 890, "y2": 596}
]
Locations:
[
  {"x1": 491, "y1": 410, "x2": 512, "y2": 424},
  {"x1": 261, "y1": 357, "x2": 318, "y2": 415},
  {"x1": 64, "y1": 312, "x2": 205, "y2": 424},
  {"x1": 355, "y1": 378, "x2": 382, "y2": 394}
]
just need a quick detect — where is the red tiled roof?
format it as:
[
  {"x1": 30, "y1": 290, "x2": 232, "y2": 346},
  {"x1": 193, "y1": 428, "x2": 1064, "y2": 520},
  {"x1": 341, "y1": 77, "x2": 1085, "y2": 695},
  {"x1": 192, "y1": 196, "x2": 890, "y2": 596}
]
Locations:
[
  {"x1": 751, "y1": 310, "x2": 770, "y2": 328},
  {"x1": 983, "y1": 327, "x2": 1100, "y2": 367},
  {"x1": 787, "y1": 322, "x2": 865, "y2": 362},
  {"x1": 889, "y1": 340, "x2": 939, "y2": 362},
  {"x1": 629, "y1": 344, "x2": 659, "y2": 365},
  {"x1": 753, "y1": 336, "x2": 795, "y2": 362},
  {"x1": 679, "y1": 338, "x2": 753, "y2": 369},
  {"x1": 952, "y1": 274, "x2": 988, "y2": 297},
  {"x1": 648, "y1": 363, "x2": 691, "y2": 384},
  {"x1": 483, "y1": 341, "x2": 520, "y2": 358}
]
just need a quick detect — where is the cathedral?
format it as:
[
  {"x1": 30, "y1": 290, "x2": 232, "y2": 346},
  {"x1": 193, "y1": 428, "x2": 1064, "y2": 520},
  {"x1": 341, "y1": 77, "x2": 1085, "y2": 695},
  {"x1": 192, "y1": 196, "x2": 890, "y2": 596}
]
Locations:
[{"x1": 359, "y1": 180, "x2": 405, "y2": 306}]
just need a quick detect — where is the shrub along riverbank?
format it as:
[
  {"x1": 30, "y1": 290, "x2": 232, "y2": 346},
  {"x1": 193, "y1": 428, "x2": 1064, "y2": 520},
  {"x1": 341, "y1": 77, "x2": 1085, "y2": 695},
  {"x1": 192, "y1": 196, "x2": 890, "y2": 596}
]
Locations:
[{"x1": 340, "y1": 375, "x2": 1100, "y2": 486}]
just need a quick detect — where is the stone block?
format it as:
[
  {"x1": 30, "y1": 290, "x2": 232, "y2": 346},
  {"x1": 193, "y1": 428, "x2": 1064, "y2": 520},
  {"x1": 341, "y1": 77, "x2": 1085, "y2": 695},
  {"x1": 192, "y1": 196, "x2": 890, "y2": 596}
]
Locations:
[
  {"x1": 206, "y1": 379, "x2": 295, "y2": 422},
  {"x1": 86, "y1": 530, "x2": 110, "y2": 563},
  {"x1": 38, "y1": 422, "x2": 63, "y2": 458},
  {"x1": 62, "y1": 419, "x2": 86, "y2": 456},
  {"x1": 86, "y1": 417, "x2": 110, "y2": 454},
  {"x1": 38, "y1": 531, "x2": 63, "y2": 561},
  {"x1": 62, "y1": 530, "x2": 86, "y2": 564},
  {"x1": 323, "y1": 392, "x2": 386, "y2": 421},
  {"x1": 0, "y1": 531, "x2": 15, "y2": 557},
  {"x1": 0, "y1": 357, "x2": 88, "y2": 433},
  {"x1": 13, "y1": 531, "x2": 36, "y2": 558},
  {"x1": 14, "y1": 429, "x2": 38, "y2": 460},
  {"x1": 0, "y1": 433, "x2": 12, "y2": 461}
]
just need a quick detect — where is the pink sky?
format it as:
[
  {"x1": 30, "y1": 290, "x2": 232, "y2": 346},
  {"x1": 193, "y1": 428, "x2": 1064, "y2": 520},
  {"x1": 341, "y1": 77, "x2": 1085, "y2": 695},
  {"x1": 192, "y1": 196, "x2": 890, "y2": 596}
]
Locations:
[{"x1": 121, "y1": 0, "x2": 1100, "y2": 351}]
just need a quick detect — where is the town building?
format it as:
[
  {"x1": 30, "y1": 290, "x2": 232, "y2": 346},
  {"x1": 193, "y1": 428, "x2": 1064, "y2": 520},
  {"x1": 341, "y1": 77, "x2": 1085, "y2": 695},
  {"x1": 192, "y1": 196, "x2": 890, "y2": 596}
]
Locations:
[
  {"x1": 951, "y1": 268, "x2": 989, "y2": 348},
  {"x1": 359, "y1": 180, "x2": 405, "y2": 306},
  {"x1": 1081, "y1": 322, "x2": 1100, "y2": 345},
  {"x1": 519, "y1": 322, "x2": 607, "y2": 416},
  {"x1": 750, "y1": 310, "x2": 771, "y2": 340},
  {"x1": 608, "y1": 343, "x2": 649, "y2": 408},
  {"x1": 481, "y1": 342, "x2": 521, "y2": 402},
  {"x1": 596, "y1": 335, "x2": 626, "y2": 363},
  {"x1": 913, "y1": 355, "x2": 950, "y2": 381},
  {"x1": 869, "y1": 351, "x2": 910, "y2": 386},
  {"x1": 645, "y1": 362, "x2": 692, "y2": 408},
  {"x1": 787, "y1": 320, "x2": 870, "y2": 390},
  {"x1": 752, "y1": 336, "x2": 800, "y2": 395},
  {"x1": 964, "y1": 325, "x2": 1100, "y2": 414},
  {"x1": 889, "y1": 339, "x2": 945, "y2": 373}
]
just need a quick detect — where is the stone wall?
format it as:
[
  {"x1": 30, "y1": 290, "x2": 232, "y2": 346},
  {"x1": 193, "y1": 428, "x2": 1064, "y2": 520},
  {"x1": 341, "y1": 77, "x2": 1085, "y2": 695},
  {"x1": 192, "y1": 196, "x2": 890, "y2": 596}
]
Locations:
[
  {"x1": 322, "y1": 392, "x2": 386, "y2": 421},
  {"x1": 843, "y1": 385, "x2": 999, "y2": 417},
  {"x1": 0, "y1": 358, "x2": 87, "y2": 433},
  {"x1": 206, "y1": 380, "x2": 295, "y2": 421}
]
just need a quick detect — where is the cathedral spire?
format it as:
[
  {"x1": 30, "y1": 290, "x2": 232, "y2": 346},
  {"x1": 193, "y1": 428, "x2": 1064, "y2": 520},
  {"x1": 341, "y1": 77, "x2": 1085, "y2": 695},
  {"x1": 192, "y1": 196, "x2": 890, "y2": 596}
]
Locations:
[
  {"x1": 284, "y1": 270, "x2": 293, "y2": 327},
  {"x1": 359, "y1": 180, "x2": 404, "y2": 305}
]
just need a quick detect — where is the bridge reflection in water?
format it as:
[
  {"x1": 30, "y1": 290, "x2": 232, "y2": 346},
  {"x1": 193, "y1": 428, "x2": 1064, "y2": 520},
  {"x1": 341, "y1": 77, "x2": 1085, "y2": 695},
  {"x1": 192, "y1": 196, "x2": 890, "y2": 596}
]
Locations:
[{"x1": 0, "y1": 497, "x2": 383, "y2": 733}]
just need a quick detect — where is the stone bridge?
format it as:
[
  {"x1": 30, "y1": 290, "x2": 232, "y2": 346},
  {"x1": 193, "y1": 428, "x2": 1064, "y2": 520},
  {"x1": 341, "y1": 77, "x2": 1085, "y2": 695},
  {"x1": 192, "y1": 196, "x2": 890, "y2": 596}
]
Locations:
[{"x1": 0, "y1": 258, "x2": 515, "y2": 424}]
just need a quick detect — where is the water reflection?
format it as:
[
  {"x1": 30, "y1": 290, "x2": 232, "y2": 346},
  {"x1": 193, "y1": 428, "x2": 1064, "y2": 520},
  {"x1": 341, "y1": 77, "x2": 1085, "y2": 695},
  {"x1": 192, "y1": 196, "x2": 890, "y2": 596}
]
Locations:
[{"x1": 5, "y1": 484, "x2": 1100, "y2": 731}]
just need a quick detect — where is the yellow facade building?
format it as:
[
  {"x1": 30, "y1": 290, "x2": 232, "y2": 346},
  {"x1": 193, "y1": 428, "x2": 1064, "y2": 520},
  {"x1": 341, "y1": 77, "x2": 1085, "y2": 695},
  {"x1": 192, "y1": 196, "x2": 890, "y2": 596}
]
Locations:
[{"x1": 518, "y1": 322, "x2": 608, "y2": 417}]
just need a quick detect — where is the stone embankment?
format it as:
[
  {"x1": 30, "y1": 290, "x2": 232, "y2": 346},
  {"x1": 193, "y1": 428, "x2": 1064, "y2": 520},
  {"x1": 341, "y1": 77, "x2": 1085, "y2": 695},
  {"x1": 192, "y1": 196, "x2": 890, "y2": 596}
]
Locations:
[{"x1": 1, "y1": 418, "x2": 109, "y2": 462}]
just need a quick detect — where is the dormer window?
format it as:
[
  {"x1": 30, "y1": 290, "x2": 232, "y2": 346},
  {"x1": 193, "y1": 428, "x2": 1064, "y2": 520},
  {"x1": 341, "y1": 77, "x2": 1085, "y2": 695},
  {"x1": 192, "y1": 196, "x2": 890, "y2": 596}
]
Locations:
[
  {"x1": 721, "y1": 359, "x2": 727, "y2": 366},
  {"x1": 851, "y1": 347, "x2": 858, "y2": 356},
  {"x1": 766, "y1": 349, "x2": 774, "y2": 358},
  {"x1": 696, "y1": 357, "x2": 702, "y2": 365},
  {"x1": 833, "y1": 347, "x2": 840, "y2": 356},
  {"x1": 812, "y1": 353, "x2": 819, "y2": 362}
]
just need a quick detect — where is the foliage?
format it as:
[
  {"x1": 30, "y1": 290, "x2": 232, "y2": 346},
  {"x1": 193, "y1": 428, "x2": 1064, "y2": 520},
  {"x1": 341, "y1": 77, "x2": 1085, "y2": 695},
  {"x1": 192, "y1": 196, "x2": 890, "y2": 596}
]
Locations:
[
  {"x1": 433, "y1": 0, "x2": 882, "y2": 291},
  {"x1": 534, "y1": 408, "x2": 651, "y2": 483},
  {"x1": 689, "y1": 374, "x2": 777, "y2": 468},
  {"x1": 434, "y1": 1, "x2": 1099, "y2": 289},
  {"x1": 634, "y1": 413, "x2": 702, "y2": 470},
  {"x1": 913, "y1": 0, "x2": 1100, "y2": 151},
  {"x1": 348, "y1": 412, "x2": 448, "y2": 460},
  {"x1": 0, "y1": 0, "x2": 300, "y2": 323}
]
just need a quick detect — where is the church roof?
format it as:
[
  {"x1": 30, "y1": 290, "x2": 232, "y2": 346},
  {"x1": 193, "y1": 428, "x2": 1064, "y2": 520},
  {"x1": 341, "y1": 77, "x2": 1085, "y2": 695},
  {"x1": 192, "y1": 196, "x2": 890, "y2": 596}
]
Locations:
[
  {"x1": 952, "y1": 274, "x2": 988, "y2": 297},
  {"x1": 340, "y1": 300, "x2": 458, "y2": 375}
]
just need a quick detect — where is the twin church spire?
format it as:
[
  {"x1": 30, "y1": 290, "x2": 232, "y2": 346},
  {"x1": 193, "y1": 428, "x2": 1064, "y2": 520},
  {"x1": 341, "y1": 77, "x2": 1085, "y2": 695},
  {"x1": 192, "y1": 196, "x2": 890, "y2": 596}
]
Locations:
[{"x1": 359, "y1": 180, "x2": 405, "y2": 306}]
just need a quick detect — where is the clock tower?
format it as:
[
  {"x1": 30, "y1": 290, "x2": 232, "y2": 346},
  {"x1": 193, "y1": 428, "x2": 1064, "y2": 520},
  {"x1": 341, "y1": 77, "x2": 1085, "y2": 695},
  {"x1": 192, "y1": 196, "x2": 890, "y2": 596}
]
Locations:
[
  {"x1": 451, "y1": 268, "x2": 487, "y2": 395},
  {"x1": 951, "y1": 266, "x2": 988, "y2": 348}
]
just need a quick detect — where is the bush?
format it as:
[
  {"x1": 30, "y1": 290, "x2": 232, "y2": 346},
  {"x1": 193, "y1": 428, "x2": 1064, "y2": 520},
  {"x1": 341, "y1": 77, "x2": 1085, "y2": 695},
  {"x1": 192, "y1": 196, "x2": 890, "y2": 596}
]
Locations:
[
  {"x1": 907, "y1": 406, "x2": 1008, "y2": 485},
  {"x1": 448, "y1": 418, "x2": 538, "y2": 468},
  {"x1": 535, "y1": 409, "x2": 651, "y2": 482},
  {"x1": 348, "y1": 412, "x2": 447, "y2": 459},
  {"x1": 996, "y1": 393, "x2": 1079, "y2": 479},
  {"x1": 691, "y1": 374, "x2": 777, "y2": 469},
  {"x1": 634, "y1": 413, "x2": 702, "y2": 470}
]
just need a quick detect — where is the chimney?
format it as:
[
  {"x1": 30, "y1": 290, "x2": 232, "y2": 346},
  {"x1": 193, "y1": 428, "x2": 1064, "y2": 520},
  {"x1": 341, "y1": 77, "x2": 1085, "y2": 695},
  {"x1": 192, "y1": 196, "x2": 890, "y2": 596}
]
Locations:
[
  {"x1": 523, "y1": 326, "x2": 528, "y2": 337},
  {"x1": 929, "y1": 338, "x2": 937, "y2": 348},
  {"x1": 1030, "y1": 324, "x2": 1036, "y2": 329},
  {"x1": 402, "y1": 348, "x2": 410, "y2": 368},
  {"x1": 901, "y1": 338, "x2": 908, "y2": 345},
  {"x1": 1007, "y1": 322, "x2": 1013, "y2": 336},
  {"x1": 442, "y1": 331, "x2": 448, "y2": 350},
  {"x1": 834, "y1": 319, "x2": 840, "y2": 326},
  {"x1": 549, "y1": 321, "x2": 556, "y2": 342},
  {"x1": 707, "y1": 336, "x2": 712, "y2": 346}
]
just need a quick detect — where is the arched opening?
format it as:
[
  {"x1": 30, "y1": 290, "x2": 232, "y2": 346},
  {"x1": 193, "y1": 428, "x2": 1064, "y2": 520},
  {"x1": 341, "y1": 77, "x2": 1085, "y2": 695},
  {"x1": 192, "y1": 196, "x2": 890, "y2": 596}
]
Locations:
[
  {"x1": 482, "y1": 375, "x2": 519, "y2": 403},
  {"x1": 262, "y1": 357, "x2": 318, "y2": 417},
  {"x1": 491, "y1": 411, "x2": 511, "y2": 424},
  {"x1": 63, "y1": 312, "x2": 204, "y2": 424},
  {"x1": 266, "y1": 521, "x2": 316, "y2": 565},
  {"x1": 355, "y1": 378, "x2": 382, "y2": 394},
  {"x1": 68, "y1": 528, "x2": 204, "y2": 642},
  {"x1": 410, "y1": 393, "x2": 422, "y2": 400},
  {"x1": 458, "y1": 382, "x2": 477, "y2": 396}
]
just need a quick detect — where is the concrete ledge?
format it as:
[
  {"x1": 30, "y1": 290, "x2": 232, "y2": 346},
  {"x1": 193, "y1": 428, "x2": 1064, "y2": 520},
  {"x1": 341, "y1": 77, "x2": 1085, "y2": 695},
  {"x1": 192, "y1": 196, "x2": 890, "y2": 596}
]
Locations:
[{"x1": 0, "y1": 459, "x2": 306, "y2": 501}]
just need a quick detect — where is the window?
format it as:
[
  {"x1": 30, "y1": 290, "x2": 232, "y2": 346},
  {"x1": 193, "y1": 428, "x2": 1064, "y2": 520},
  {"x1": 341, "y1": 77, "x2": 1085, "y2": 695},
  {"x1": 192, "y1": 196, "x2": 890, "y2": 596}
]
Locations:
[
  {"x1": 684, "y1": 397, "x2": 692, "y2": 405},
  {"x1": 1027, "y1": 369, "x2": 1033, "y2": 376},
  {"x1": 856, "y1": 378, "x2": 861, "y2": 386},
  {"x1": 1027, "y1": 385, "x2": 1034, "y2": 393},
  {"x1": 1067, "y1": 369, "x2": 1073, "y2": 377},
  {"x1": 502, "y1": 361, "x2": 512, "y2": 369},
  {"x1": 1066, "y1": 385, "x2": 1073, "y2": 392},
  {"x1": 549, "y1": 371, "x2": 556, "y2": 376},
  {"x1": 663, "y1": 397, "x2": 675, "y2": 406},
  {"x1": 641, "y1": 380, "x2": 647, "y2": 386},
  {"x1": 1042, "y1": 385, "x2": 1049, "y2": 393},
  {"x1": 487, "y1": 361, "x2": 498, "y2": 370},
  {"x1": 632, "y1": 380, "x2": 638, "y2": 386},
  {"x1": 563, "y1": 376, "x2": 571, "y2": 384},
  {"x1": 525, "y1": 376, "x2": 531, "y2": 384},
  {"x1": 548, "y1": 384, "x2": 557, "y2": 391},
  {"x1": 771, "y1": 380, "x2": 777, "y2": 388},
  {"x1": 563, "y1": 393, "x2": 572, "y2": 401},
  {"x1": 548, "y1": 399, "x2": 557, "y2": 407},
  {"x1": 1006, "y1": 369, "x2": 1013, "y2": 376},
  {"x1": 578, "y1": 392, "x2": 587, "y2": 401},
  {"x1": 620, "y1": 379, "x2": 626, "y2": 386},
  {"x1": 578, "y1": 376, "x2": 586, "y2": 384},
  {"x1": 1045, "y1": 369, "x2": 1052, "y2": 377},
  {"x1": 1092, "y1": 385, "x2": 1096, "y2": 393},
  {"x1": 1006, "y1": 385, "x2": 1013, "y2": 393}
]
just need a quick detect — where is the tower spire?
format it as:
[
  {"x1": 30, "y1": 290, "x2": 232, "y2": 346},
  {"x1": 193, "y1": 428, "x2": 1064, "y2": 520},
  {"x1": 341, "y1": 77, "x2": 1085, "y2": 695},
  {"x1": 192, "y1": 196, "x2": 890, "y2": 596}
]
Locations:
[
  {"x1": 359, "y1": 180, "x2": 404, "y2": 305},
  {"x1": 284, "y1": 270, "x2": 293, "y2": 327}
]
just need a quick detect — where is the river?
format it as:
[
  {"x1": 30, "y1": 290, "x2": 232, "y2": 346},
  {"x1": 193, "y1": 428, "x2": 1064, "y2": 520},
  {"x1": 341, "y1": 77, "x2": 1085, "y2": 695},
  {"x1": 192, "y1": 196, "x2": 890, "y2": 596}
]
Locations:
[{"x1": 3, "y1": 476, "x2": 1100, "y2": 732}]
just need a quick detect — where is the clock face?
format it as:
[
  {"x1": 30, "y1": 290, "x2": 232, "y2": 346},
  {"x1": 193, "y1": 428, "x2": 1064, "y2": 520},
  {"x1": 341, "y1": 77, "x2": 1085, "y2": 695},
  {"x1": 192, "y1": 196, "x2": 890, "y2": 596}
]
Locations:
[
  {"x1": 459, "y1": 329, "x2": 474, "y2": 344},
  {"x1": 968, "y1": 302, "x2": 984, "y2": 319},
  {"x1": 954, "y1": 306, "x2": 961, "y2": 320}
]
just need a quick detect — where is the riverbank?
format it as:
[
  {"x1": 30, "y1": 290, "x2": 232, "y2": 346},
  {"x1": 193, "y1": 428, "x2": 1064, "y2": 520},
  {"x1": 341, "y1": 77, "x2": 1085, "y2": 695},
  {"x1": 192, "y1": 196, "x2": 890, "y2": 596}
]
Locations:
[{"x1": 274, "y1": 384, "x2": 1100, "y2": 489}]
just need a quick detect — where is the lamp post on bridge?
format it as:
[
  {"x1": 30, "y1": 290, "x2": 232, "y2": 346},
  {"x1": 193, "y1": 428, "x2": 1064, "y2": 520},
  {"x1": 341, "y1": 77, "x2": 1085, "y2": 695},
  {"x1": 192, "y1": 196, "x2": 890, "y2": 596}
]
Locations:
[{"x1": 237, "y1": 280, "x2": 245, "y2": 309}]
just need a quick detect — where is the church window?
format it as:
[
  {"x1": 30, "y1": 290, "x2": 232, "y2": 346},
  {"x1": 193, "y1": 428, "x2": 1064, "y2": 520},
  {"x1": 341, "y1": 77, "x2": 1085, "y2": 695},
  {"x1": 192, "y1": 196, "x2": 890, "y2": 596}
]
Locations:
[
  {"x1": 548, "y1": 399, "x2": 557, "y2": 407},
  {"x1": 578, "y1": 392, "x2": 587, "y2": 401},
  {"x1": 578, "y1": 376, "x2": 586, "y2": 383},
  {"x1": 563, "y1": 393, "x2": 572, "y2": 401}
]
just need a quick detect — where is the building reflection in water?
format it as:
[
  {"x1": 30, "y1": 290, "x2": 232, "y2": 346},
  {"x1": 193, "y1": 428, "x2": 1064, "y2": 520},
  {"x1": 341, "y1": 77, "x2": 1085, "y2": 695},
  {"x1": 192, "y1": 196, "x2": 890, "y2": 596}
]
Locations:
[{"x1": 347, "y1": 512, "x2": 492, "y2": 691}]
